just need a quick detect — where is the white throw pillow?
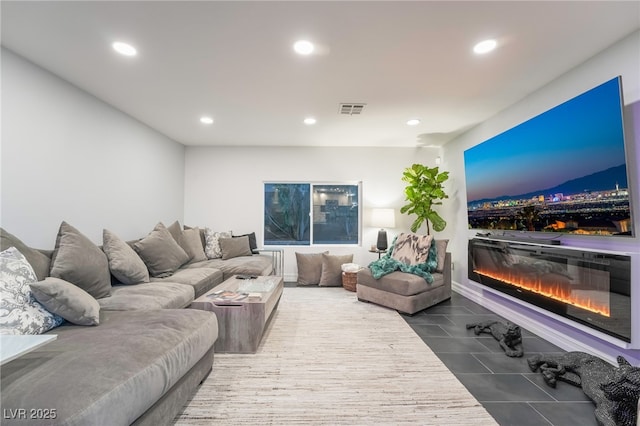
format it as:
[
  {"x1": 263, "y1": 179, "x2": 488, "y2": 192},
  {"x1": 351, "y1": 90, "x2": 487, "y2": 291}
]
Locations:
[
  {"x1": 0, "y1": 247, "x2": 63, "y2": 335},
  {"x1": 391, "y1": 233, "x2": 434, "y2": 266},
  {"x1": 204, "y1": 228, "x2": 232, "y2": 259}
]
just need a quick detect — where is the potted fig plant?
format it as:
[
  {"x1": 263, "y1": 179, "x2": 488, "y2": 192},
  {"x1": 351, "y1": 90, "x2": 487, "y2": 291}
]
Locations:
[{"x1": 400, "y1": 163, "x2": 449, "y2": 235}]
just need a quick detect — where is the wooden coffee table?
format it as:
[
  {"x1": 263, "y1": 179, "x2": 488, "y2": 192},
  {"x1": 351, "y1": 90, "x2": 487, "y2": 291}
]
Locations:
[{"x1": 190, "y1": 275, "x2": 284, "y2": 353}]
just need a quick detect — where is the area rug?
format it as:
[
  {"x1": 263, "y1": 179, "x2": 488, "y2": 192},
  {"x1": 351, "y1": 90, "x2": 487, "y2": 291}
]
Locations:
[{"x1": 174, "y1": 287, "x2": 497, "y2": 425}]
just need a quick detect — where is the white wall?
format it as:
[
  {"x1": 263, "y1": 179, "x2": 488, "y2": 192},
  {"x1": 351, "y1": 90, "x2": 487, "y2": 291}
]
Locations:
[
  {"x1": 184, "y1": 146, "x2": 441, "y2": 280},
  {"x1": 441, "y1": 31, "x2": 640, "y2": 360},
  {"x1": 0, "y1": 48, "x2": 186, "y2": 247}
]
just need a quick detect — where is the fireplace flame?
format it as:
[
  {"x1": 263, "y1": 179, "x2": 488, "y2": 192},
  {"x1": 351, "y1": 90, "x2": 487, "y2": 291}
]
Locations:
[{"x1": 474, "y1": 269, "x2": 610, "y2": 317}]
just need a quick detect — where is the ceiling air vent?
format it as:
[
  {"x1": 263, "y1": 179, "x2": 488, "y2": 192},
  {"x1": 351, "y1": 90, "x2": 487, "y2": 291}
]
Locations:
[{"x1": 339, "y1": 103, "x2": 366, "y2": 115}]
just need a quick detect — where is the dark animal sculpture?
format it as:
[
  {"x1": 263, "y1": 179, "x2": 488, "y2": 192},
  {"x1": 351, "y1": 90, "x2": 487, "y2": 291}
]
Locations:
[
  {"x1": 465, "y1": 320, "x2": 523, "y2": 357},
  {"x1": 528, "y1": 352, "x2": 640, "y2": 426}
]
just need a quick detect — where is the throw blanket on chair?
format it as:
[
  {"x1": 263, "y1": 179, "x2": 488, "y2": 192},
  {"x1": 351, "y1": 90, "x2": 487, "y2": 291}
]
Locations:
[{"x1": 368, "y1": 237, "x2": 437, "y2": 283}]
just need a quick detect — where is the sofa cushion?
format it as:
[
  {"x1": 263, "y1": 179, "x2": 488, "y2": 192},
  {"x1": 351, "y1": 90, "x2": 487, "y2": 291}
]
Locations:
[
  {"x1": 391, "y1": 233, "x2": 434, "y2": 266},
  {"x1": 98, "y1": 282, "x2": 194, "y2": 311},
  {"x1": 357, "y1": 267, "x2": 445, "y2": 297},
  {"x1": 204, "y1": 228, "x2": 231, "y2": 259},
  {"x1": 0, "y1": 247, "x2": 63, "y2": 334},
  {"x1": 134, "y1": 223, "x2": 190, "y2": 278},
  {"x1": 30, "y1": 277, "x2": 100, "y2": 326},
  {"x1": 103, "y1": 229, "x2": 150, "y2": 284},
  {"x1": 185, "y1": 254, "x2": 274, "y2": 280},
  {"x1": 319, "y1": 253, "x2": 354, "y2": 287},
  {"x1": 0, "y1": 228, "x2": 51, "y2": 281},
  {"x1": 435, "y1": 239, "x2": 449, "y2": 273},
  {"x1": 150, "y1": 268, "x2": 223, "y2": 298},
  {"x1": 0, "y1": 309, "x2": 218, "y2": 426},
  {"x1": 181, "y1": 227, "x2": 207, "y2": 263},
  {"x1": 219, "y1": 236, "x2": 253, "y2": 260},
  {"x1": 50, "y1": 221, "x2": 112, "y2": 299},
  {"x1": 295, "y1": 252, "x2": 329, "y2": 285}
]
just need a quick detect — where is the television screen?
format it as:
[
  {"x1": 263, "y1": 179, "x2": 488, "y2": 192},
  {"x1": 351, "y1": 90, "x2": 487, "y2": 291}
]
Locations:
[{"x1": 464, "y1": 76, "x2": 633, "y2": 237}]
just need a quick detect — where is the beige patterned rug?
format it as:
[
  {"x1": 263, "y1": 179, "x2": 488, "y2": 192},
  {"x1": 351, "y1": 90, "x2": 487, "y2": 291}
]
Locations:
[{"x1": 174, "y1": 287, "x2": 497, "y2": 425}]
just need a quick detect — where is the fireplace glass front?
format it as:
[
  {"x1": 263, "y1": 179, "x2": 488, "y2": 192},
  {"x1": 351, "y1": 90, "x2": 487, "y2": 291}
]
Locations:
[{"x1": 468, "y1": 238, "x2": 631, "y2": 342}]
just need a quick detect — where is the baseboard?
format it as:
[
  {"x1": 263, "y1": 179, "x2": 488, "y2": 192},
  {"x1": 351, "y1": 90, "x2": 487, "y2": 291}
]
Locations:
[{"x1": 452, "y1": 280, "x2": 619, "y2": 364}]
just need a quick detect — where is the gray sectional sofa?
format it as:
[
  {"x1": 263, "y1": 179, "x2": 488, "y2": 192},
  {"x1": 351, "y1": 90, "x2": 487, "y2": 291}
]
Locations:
[{"x1": 0, "y1": 222, "x2": 274, "y2": 425}]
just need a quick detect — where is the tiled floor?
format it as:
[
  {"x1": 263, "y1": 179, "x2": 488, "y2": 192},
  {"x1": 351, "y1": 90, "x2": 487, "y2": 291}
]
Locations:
[{"x1": 400, "y1": 292, "x2": 598, "y2": 426}]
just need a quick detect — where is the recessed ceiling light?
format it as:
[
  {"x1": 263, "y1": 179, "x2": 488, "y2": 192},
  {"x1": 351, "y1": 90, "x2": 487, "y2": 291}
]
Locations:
[
  {"x1": 473, "y1": 39, "x2": 497, "y2": 55},
  {"x1": 407, "y1": 119, "x2": 421, "y2": 126},
  {"x1": 112, "y1": 41, "x2": 137, "y2": 57},
  {"x1": 200, "y1": 116, "x2": 214, "y2": 125},
  {"x1": 304, "y1": 117, "x2": 317, "y2": 125},
  {"x1": 294, "y1": 40, "x2": 315, "y2": 55}
]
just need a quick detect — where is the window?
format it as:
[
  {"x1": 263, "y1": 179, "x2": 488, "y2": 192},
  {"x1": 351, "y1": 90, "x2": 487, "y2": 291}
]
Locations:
[{"x1": 264, "y1": 182, "x2": 360, "y2": 246}]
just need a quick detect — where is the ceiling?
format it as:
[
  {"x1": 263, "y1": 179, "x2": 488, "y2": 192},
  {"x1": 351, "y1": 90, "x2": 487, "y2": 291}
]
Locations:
[{"x1": 2, "y1": 1, "x2": 639, "y2": 148}]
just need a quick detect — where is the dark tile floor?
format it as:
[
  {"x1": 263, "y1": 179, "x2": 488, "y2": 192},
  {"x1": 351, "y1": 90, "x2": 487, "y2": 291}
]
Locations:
[{"x1": 400, "y1": 292, "x2": 598, "y2": 426}]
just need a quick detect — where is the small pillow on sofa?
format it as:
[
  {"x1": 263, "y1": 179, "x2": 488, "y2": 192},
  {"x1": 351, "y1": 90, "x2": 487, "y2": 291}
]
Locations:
[
  {"x1": 103, "y1": 229, "x2": 150, "y2": 285},
  {"x1": 31, "y1": 277, "x2": 100, "y2": 326},
  {"x1": 50, "y1": 221, "x2": 112, "y2": 299},
  {"x1": 435, "y1": 239, "x2": 449, "y2": 273},
  {"x1": 219, "y1": 236, "x2": 253, "y2": 260},
  {"x1": 391, "y1": 233, "x2": 434, "y2": 266},
  {"x1": 204, "y1": 228, "x2": 232, "y2": 259},
  {"x1": 134, "y1": 222, "x2": 190, "y2": 278},
  {"x1": 295, "y1": 252, "x2": 329, "y2": 285},
  {"x1": 233, "y1": 232, "x2": 259, "y2": 254},
  {"x1": 182, "y1": 227, "x2": 207, "y2": 263},
  {"x1": 319, "y1": 253, "x2": 354, "y2": 287},
  {"x1": 0, "y1": 247, "x2": 64, "y2": 335}
]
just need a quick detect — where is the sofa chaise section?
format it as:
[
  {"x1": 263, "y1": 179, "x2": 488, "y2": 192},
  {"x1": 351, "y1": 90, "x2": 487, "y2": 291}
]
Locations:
[{"x1": 1, "y1": 309, "x2": 218, "y2": 426}]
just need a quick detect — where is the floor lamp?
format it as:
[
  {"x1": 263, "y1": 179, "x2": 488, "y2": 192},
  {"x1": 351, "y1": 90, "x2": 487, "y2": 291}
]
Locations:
[{"x1": 370, "y1": 208, "x2": 396, "y2": 251}]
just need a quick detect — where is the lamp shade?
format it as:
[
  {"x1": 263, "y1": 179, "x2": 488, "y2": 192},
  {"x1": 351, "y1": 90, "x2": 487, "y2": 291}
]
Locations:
[{"x1": 370, "y1": 208, "x2": 396, "y2": 229}]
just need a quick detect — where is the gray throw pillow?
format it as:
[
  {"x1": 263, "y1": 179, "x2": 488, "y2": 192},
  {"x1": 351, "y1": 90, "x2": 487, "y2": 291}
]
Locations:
[
  {"x1": 182, "y1": 227, "x2": 207, "y2": 263},
  {"x1": 319, "y1": 253, "x2": 354, "y2": 287},
  {"x1": 31, "y1": 277, "x2": 100, "y2": 326},
  {"x1": 1, "y1": 227, "x2": 51, "y2": 281},
  {"x1": 103, "y1": 229, "x2": 150, "y2": 284},
  {"x1": 133, "y1": 222, "x2": 190, "y2": 278},
  {"x1": 50, "y1": 221, "x2": 112, "y2": 299},
  {"x1": 233, "y1": 232, "x2": 259, "y2": 254},
  {"x1": 219, "y1": 236, "x2": 253, "y2": 260},
  {"x1": 295, "y1": 252, "x2": 329, "y2": 285},
  {"x1": 435, "y1": 239, "x2": 449, "y2": 273},
  {"x1": 167, "y1": 220, "x2": 183, "y2": 244}
]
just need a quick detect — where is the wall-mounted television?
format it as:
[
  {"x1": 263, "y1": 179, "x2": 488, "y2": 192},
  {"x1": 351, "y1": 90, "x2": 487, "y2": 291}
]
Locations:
[{"x1": 464, "y1": 76, "x2": 633, "y2": 237}]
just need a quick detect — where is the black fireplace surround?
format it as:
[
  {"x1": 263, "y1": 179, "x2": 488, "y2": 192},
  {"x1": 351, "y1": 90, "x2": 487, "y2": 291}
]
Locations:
[{"x1": 468, "y1": 237, "x2": 632, "y2": 342}]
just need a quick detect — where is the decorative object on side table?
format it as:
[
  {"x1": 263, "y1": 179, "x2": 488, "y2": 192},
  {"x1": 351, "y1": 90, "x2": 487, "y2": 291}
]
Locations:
[
  {"x1": 370, "y1": 208, "x2": 396, "y2": 251},
  {"x1": 528, "y1": 352, "x2": 640, "y2": 426},
  {"x1": 465, "y1": 320, "x2": 523, "y2": 357}
]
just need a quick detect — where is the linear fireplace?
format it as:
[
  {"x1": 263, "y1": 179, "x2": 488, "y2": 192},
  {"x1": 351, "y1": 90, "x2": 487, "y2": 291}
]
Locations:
[{"x1": 468, "y1": 237, "x2": 632, "y2": 342}]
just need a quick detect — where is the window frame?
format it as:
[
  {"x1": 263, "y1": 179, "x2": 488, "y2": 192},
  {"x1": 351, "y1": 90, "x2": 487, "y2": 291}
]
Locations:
[{"x1": 263, "y1": 181, "x2": 362, "y2": 247}]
